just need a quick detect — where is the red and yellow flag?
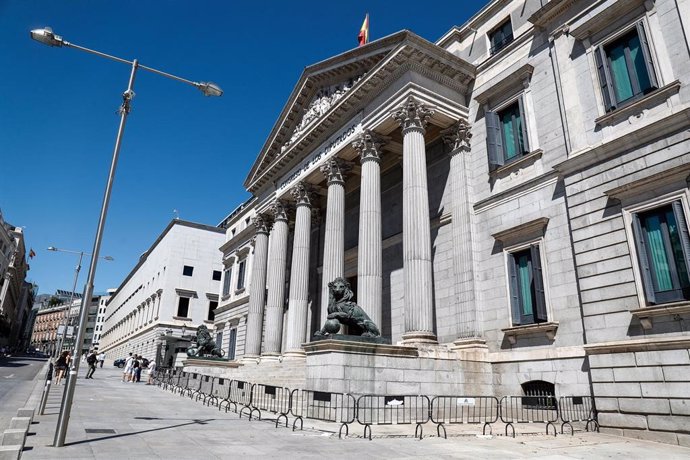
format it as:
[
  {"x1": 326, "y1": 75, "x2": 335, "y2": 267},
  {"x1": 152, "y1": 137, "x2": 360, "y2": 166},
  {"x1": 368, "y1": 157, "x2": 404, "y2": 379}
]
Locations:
[{"x1": 358, "y1": 13, "x2": 369, "y2": 47}]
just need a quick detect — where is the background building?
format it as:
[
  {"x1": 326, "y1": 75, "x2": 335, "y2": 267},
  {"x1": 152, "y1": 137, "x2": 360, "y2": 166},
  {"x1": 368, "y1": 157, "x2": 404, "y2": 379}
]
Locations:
[
  {"x1": 0, "y1": 208, "x2": 31, "y2": 349},
  {"x1": 98, "y1": 220, "x2": 225, "y2": 367}
]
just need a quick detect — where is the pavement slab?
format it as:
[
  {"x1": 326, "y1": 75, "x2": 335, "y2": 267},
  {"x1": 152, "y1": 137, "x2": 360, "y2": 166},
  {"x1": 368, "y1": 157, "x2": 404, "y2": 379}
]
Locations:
[{"x1": 13, "y1": 366, "x2": 690, "y2": 459}]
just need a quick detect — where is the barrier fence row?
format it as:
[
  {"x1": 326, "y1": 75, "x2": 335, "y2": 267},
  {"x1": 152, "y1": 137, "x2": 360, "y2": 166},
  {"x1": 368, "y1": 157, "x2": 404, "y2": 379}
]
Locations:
[{"x1": 153, "y1": 368, "x2": 598, "y2": 440}]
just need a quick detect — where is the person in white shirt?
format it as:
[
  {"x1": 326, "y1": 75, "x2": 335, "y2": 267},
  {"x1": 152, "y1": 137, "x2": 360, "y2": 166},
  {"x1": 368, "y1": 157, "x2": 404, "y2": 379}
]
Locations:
[
  {"x1": 97, "y1": 352, "x2": 105, "y2": 368},
  {"x1": 122, "y1": 352, "x2": 134, "y2": 382},
  {"x1": 146, "y1": 360, "x2": 157, "y2": 385}
]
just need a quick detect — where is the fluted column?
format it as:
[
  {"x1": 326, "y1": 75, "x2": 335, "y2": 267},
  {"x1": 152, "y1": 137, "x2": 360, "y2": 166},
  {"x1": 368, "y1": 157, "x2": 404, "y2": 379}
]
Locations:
[
  {"x1": 263, "y1": 201, "x2": 290, "y2": 357},
  {"x1": 442, "y1": 120, "x2": 479, "y2": 339},
  {"x1": 353, "y1": 130, "x2": 386, "y2": 328},
  {"x1": 318, "y1": 158, "x2": 351, "y2": 327},
  {"x1": 243, "y1": 214, "x2": 272, "y2": 359},
  {"x1": 284, "y1": 182, "x2": 315, "y2": 357},
  {"x1": 392, "y1": 96, "x2": 437, "y2": 343}
]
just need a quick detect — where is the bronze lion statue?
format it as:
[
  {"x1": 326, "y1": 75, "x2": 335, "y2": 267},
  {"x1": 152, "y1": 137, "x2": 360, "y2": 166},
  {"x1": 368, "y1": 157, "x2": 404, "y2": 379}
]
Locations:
[
  {"x1": 187, "y1": 325, "x2": 224, "y2": 358},
  {"x1": 314, "y1": 277, "x2": 381, "y2": 338}
]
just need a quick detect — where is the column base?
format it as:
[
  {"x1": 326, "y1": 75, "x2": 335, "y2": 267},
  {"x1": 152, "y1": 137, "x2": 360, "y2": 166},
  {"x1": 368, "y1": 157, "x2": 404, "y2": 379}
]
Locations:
[
  {"x1": 240, "y1": 354, "x2": 260, "y2": 364},
  {"x1": 401, "y1": 331, "x2": 438, "y2": 345},
  {"x1": 450, "y1": 338, "x2": 487, "y2": 351},
  {"x1": 260, "y1": 353, "x2": 281, "y2": 362},
  {"x1": 282, "y1": 349, "x2": 306, "y2": 360}
]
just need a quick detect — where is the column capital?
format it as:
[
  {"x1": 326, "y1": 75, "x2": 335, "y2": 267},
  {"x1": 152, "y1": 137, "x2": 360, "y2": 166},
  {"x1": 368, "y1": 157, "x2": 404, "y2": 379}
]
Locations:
[
  {"x1": 391, "y1": 96, "x2": 435, "y2": 135},
  {"x1": 352, "y1": 130, "x2": 388, "y2": 164},
  {"x1": 319, "y1": 158, "x2": 352, "y2": 186},
  {"x1": 252, "y1": 214, "x2": 272, "y2": 235},
  {"x1": 270, "y1": 200, "x2": 290, "y2": 222},
  {"x1": 441, "y1": 119, "x2": 472, "y2": 155},
  {"x1": 290, "y1": 182, "x2": 315, "y2": 208}
]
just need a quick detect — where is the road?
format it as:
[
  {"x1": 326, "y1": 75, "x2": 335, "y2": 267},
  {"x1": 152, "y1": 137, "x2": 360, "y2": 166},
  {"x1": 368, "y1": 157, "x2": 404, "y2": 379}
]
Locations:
[{"x1": 0, "y1": 353, "x2": 48, "y2": 428}]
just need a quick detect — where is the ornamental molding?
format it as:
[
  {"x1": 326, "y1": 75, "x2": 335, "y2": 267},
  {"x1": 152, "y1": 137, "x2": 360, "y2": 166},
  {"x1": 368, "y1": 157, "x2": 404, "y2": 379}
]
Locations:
[
  {"x1": 270, "y1": 200, "x2": 290, "y2": 222},
  {"x1": 290, "y1": 182, "x2": 316, "y2": 207},
  {"x1": 391, "y1": 96, "x2": 435, "y2": 134},
  {"x1": 352, "y1": 130, "x2": 388, "y2": 164},
  {"x1": 252, "y1": 214, "x2": 272, "y2": 235},
  {"x1": 441, "y1": 119, "x2": 472, "y2": 154}
]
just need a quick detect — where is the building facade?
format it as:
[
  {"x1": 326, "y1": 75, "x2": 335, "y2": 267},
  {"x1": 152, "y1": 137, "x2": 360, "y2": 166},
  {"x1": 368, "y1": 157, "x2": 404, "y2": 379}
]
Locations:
[
  {"x1": 98, "y1": 220, "x2": 225, "y2": 367},
  {"x1": 196, "y1": 0, "x2": 690, "y2": 444},
  {"x1": 0, "y1": 209, "x2": 31, "y2": 348}
]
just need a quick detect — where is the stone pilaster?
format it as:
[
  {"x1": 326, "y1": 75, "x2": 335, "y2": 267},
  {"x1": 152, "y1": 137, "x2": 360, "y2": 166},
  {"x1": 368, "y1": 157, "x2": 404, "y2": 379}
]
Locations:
[
  {"x1": 284, "y1": 182, "x2": 315, "y2": 357},
  {"x1": 442, "y1": 120, "x2": 480, "y2": 340},
  {"x1": 263, "y1": 201, "x2": 290, "y2": 358},
  {"x1": 353, "y1": 130, "x2": 386, "y2": 328},
  {"x1": 318, "y1": 158, "x2": 352, "y2": 327},
  {"x1": 243, "y1": 214, "x2": 272, "y2": 359},
  {"x1": 392, "y1": 96, "x2": 437, "y2": 344}
]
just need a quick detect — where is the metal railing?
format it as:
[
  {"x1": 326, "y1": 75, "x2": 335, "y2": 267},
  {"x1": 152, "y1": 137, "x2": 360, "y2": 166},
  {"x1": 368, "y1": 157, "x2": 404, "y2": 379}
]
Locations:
[
  {"x1": 192, "y1": 375, "x2": 215, "y2": 404},
  {"x1": 242, "y1": 383, "x2": 291, "y2": 427},
  {"x1": 356, "y1": 395, "x2": 431, "y2": 440},
  {"x1": 559, "y1": 396, "x2": 599, "y2": 434},
  {"x1": 171, "y1": 371, "x2": 189, "y2": 395},
  {"x1": 206, "y1": 377, "x2": 229, "y2": 407},
  {"x1": 290, "y1": 389, "x2": 357, "y2": 438},
  {"x1": 183, "y1": 373, "x2": 202, "y2": 398},
  {"x1": 499, "y1": 395, "x2": 559, "y2": 437},
  {"x1": 218, "y1": 379, "x2": 252, "y2": 414},
  {"x1": 430, "y1": 396, "x2": 499, "y2": 438}
]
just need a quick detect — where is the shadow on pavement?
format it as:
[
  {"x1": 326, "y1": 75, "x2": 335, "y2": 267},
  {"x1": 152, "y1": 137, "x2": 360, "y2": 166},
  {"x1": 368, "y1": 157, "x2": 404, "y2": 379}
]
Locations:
[{"x1": 65, "y1": 418, "x2": 215, "y2": 446}]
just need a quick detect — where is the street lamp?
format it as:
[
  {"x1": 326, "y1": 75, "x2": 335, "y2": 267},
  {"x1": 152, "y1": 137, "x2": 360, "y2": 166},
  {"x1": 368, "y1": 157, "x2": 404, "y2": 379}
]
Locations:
[
  {"x1": 31, "y1": 26, "x2": 222, "y2": 448},
  {"x1": 46, "y1": 247, "x2": 113, "y2": 358}
]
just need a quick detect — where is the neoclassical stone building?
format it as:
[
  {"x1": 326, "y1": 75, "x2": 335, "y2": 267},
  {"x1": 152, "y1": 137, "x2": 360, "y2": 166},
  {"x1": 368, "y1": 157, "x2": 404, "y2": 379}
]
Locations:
[{"x1": 204, "y1": 0, "x2": 690, "y2": 443}]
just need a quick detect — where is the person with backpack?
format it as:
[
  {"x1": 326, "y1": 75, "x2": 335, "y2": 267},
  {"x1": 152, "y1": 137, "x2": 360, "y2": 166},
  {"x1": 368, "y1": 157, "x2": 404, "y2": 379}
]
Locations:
[
  {"x1": 85, "y1": 350, "x2": 97, "y2": 379},
  {"x1": 131, "y1": 355, "x2": 140, "y2": 383},
  {"x1": 54, "y1": 351, "x2": 69, "y2": 385}
]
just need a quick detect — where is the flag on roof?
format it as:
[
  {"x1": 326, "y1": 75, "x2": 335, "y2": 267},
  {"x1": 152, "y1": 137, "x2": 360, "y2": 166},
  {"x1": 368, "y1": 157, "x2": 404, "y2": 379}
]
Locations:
[
  {"x1": 29, "y1": 248, "x2": 36, "y2": 259},
  {"x1": 358, "y1": 13, "x2": 369, "y2": 47}
]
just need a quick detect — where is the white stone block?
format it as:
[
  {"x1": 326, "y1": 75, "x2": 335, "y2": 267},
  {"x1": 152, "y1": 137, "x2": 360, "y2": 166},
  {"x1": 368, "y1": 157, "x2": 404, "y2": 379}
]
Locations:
[
  {"x1": 0, "y1": 446, "x2": 21, "y2": 460},
  {"x1": 0, "y1": 430, "x2": 25, "y2": 449},
  {"x1": 7, "y1": 418, "x2": 29, "y2": 432}
]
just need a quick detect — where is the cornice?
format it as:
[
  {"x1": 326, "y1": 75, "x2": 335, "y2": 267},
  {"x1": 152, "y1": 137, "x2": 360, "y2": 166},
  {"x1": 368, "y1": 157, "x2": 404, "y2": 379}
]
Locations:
[
  {"x1": 528, "y1": 0, "x2": 580, "y2": 28},
  {"x1": 474, "y1": 64, "x2": 534, "y2": 106},
  {"x1": 436, "y1": 0, "x2": 513, "y2": 47}
]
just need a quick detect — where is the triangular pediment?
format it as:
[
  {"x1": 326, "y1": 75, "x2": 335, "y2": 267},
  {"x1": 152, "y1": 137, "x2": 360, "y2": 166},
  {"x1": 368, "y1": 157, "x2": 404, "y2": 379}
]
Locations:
[{"x1": 244, "y1": 30, "x2": 475, "y2": 193}]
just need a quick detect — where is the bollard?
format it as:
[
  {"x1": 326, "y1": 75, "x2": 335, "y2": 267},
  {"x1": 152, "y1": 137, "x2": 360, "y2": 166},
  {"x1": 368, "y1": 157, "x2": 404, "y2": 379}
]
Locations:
[{"x1": 38, "y1": 363, "x2": 53, "y2": 416}]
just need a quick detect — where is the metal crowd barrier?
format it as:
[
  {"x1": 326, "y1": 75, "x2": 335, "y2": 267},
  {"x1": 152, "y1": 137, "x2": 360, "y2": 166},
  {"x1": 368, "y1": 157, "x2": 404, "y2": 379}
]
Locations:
[
  {"x1": 180, "y1": 372, "x2": 202, "y2": 399},
  {"x1": 206, "y1": 377, "x2": 229, "y2": 407},
  {"x1": 192, "y1": 375, "x2": 215, "y2": 404},
  {"x1": 290, "y1": 389, "x2": 357, "y2": 438},
  {"x1": 219, "y1": 379, "x2": 252, "y2": 413},
  {"x1": 559, "y1": 396, "x2": 598, "y2": 434},
  {"x1": 499, "y1": 395, "x2": 559, "y2": 437},
  {"x1": 356, "y1": 395, "x2": 431, "y2": 440},
  {"x1": 171, "y1": 371, "x2": 189, "y2": 395},
  {"x1": 430, "y1": 396, "x2": 499, "y2": 438},
  {"x1": 241, "y1": 383, "x2": 291, "y2": 426}
]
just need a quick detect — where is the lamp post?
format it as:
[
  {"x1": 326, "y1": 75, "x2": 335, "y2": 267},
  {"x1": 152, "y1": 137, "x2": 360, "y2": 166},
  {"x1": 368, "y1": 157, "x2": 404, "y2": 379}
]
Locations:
[
  {"x1": 31, "y1": 26, "x2": 222, "y2": 448},
  {"x1": 47, "y1": 247, "x2": 113, "y2": 357}
]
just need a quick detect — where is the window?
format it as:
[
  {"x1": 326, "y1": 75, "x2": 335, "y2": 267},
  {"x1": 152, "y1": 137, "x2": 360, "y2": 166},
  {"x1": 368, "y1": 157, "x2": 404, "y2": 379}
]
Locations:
[
  {"x1": 208, "y1": 301, "x2": 218, "y2": 321},
  {"x1": 507, "y1": 245, "x2": 547, "y2": 325},
  {"x1": 236, "y1": 260, "x2": 246, "y2": 290},
  {"x1": 183, "y1": 265, "x2": 194, "y2": 276},
  {"x1": 521, "y1": 380, "x2": 557, "y2": 409},
  {"x1": 595, "y1": 21, "x2": 658, "y2": 112},
  {"x1": 177, "y1": 297, "x2": 190, "y2": 318},
  {"x1": 632, "y1": 201, "x2": 690, "y2": 305},
  {"x1": 489, "y1": 19, "x2": 513, "y2": 56},
  {"x1": 222, "y1": 267, "x2": 232, "y2": 297},
  {"x1": 486, "y1": 97, "x2": 529, "y2": 170},
  {"x1": 212, "y1": 270, "x2": 222, "y2": 281},
  {"x1": 227, "y1": 328, "x2": 237, "y2": 361},
  {"x1": 215, "y1": 331, "x2": 223, "y2": 349}
]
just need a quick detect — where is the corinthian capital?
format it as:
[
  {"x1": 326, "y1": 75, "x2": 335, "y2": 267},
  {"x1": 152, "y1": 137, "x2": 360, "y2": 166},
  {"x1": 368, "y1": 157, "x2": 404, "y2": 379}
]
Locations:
[
  {"x1": 253, "y1": 214, "x2": 272, "y2": 235},
  {"x1": 441, "y1": 119, "x2": 472, "y2": 154},
  {"x1": 391, "y1": 96, "x2": 434, "y2": 134},
  {"x1": 352, "y1": 130, "x2": 387, "y2": 164},
  {"x1": 319, "y1": 158, "x2": 352, "y2": 186},
  {"x1": 270, "y1": 200, "x2": 289, "y2": 222},
  {"x1": 290, "y1": 182, "x2": 315, "y2": 207}
]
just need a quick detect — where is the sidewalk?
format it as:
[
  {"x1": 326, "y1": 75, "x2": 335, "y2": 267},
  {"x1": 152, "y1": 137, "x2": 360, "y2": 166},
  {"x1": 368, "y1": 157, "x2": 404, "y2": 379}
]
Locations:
[{"x1": 20, "y1": 366, "x2": 690, "y2": 459}]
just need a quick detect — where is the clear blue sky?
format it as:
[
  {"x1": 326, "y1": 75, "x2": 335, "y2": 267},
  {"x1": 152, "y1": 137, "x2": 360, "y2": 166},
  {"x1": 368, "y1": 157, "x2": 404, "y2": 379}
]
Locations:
[{"x1": 0, "y1": 0, "x2": 486, "y2": 297}]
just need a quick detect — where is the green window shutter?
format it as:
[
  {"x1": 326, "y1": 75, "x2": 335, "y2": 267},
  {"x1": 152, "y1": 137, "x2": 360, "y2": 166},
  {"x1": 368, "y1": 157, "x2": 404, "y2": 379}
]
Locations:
[
  {"x1": 595, "y1": 46, "x2": 616, "y2": 111},
  {"x1": 508, "y1": 252, "x2": 521, "y2": 326},
  {"x1": 671, "y1": 201, "x2": 690, "y2": 279},
  {"x1": 517, "y1": 95, "x2": 529, "y2": 153},
  {"x1": 636, "y1": 21, "x2": 658, "y2": 89},
  {"x1": 632, "y1": 213, "x2": 657, "y2": 304},
  {"x1": 530, "y1": 245, "x2": 548, "y2": 322},
  {"x1": 486, "y1": 110, "x2": 505, "y2": 170}
]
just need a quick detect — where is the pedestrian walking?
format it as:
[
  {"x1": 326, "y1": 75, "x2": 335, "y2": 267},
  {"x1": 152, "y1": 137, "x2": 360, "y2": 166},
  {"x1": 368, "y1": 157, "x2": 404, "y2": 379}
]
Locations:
[
  {"x1": 122, "y1": 352, "x2": 134, "y2": 382},
  {"x1": 98, "y1": 352, "x2": 105, "y2": 368},
  {"x1": 54, "y1": 351, "x2": 69, "y2": 385},
  {"x1": 146, "y1": 359, "x2": 157, "y2": 385},
  {"x1": 85, "y1": 350, "x2": 97, "y2": 379},
  {"x1": 132, "y1": 355, "x2": 141, "y2": 383}
]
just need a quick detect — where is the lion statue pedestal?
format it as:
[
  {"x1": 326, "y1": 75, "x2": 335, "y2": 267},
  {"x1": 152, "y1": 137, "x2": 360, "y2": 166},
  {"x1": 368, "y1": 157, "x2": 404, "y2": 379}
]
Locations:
[{"x1": 313, "y1": 277, "x2": 390, "y2": 345}]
